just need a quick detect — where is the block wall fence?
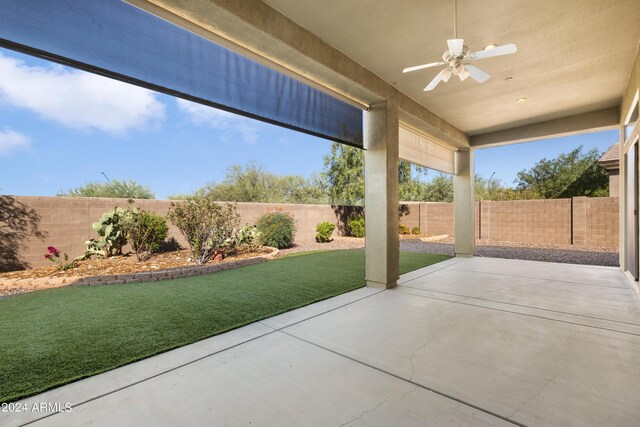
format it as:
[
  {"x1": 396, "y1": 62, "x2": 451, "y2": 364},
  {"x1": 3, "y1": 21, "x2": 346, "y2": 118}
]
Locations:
[{"x1": 4, "y1": 196, "x2": 618, "y2": 270}]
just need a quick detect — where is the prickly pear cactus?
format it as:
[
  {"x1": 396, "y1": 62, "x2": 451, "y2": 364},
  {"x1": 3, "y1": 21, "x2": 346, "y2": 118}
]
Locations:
[{"x1": 85, "y1": 207, "x2": 129, "y2": 258}]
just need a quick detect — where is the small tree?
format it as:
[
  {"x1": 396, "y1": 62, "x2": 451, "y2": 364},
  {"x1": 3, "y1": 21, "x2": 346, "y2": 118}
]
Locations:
[{"x1": 167, "y1": 197, "x2": 239, "y2": 264}]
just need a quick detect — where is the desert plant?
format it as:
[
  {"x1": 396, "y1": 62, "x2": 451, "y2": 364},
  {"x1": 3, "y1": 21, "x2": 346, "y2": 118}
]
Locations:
[
  {"x1": 223, "y1": 224, "x2": 262, "y2": 253},
  {"x1": 167, "y1": 197, "x2": 240, "y2": 264},
  {"x1": 256, "y1": 211, "x2": 296, "y2": 249},
  {"x1": 85, "y1": 207, "x2": 129, "y2": 258},
  {"x1": 315, "y1": 222, "x2": 336, "y2": 243},
  {"x1": 411, "y1": 226, "x2": 422, "y2": 235},
  {"x1": 347, "y1": 217, "x2": 365, "y2": 238},
  {"x1": 237, "y1": 224, "x2": 262, "y2": 248},
  {"x1": 122, "y1": 210, "x2": 169, "y2": 261},
  {"x1": 59, "y1": 179, "x2": 155, "y2": 199},
  {"x1": 44, "y1": 246, "x2": 75, "y2": 271},
  {"x1": 398, "y1": 224, "x2": 411, "y2": 235}
]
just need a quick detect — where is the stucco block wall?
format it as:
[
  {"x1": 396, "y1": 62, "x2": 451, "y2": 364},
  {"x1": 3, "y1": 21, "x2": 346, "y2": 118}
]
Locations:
[
  {"x1": 419, "y1": 202, "x2": 454, "y2": 236},
  {"x1": 9, "y1": 197, "x2": 342, "y2": 269},
  {"x1": 479, "y1": 199, "x2": 572, "y2": 244},
  {"x1": 3, "y1": 195, "x2": 620, "y2": 271},
  {"x1": 584, "y1": 197, "x2": 619, "y2": 247}
]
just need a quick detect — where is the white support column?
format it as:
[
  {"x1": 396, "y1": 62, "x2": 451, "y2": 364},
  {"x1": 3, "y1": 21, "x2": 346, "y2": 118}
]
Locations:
[
  {"x1": 454, "y1": 149, "x2": 475, "y2": 256},
  {"x1": 619, "y1": 125, "x2": 626, "y2": 270},
  {"x1": 364, "y1": 99, "x2": 400, "y2": 288}
]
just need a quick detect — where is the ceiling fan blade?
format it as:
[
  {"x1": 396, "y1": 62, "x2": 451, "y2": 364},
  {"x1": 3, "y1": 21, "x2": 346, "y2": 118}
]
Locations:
[
  {"x1": 402, "y1": 61, "x2": 446, "y2": 73},
  {"x1": 465, "y1": 64, "x2": 491, "y2": 83},
  {"x1": 424, "y1": 69, "x2": 450, "y2": 91},
  {"x1": 447, "y1": 39, "x2": 464, "y2": 56},
  {"x1": 469, "y1": 43, "x2": 517, "y2": 60},
  {"x1": 441, "y1": 69, "x2": 452, "y2": 83}
]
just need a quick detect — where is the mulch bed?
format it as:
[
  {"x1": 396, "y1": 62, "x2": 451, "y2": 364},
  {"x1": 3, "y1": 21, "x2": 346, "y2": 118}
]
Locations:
[{"x1": 0, "y1": 247, "x2": 273, "y2": 281}]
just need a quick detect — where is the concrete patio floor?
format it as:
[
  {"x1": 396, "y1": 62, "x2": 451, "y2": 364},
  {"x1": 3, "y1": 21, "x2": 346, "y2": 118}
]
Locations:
[{"x1": 4, "y1": 257, "x2": 640, "y2": 427}]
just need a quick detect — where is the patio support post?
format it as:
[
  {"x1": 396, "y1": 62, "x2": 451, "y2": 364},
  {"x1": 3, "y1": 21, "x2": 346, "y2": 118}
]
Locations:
[
  {"x1": 364, "y1": 99, "x2": 400, "y2": 288},
  {"x1": 454, "y1": 149, "x2": 475, "y2": 256}
]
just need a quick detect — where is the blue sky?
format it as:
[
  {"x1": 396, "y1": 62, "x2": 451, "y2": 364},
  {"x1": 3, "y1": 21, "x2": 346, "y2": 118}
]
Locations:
[{"x1": 0, "y1": 48, "x2": 618, "y2": 199}]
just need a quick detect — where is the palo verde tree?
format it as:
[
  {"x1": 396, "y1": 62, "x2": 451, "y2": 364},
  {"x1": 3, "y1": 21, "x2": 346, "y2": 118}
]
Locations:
[
  {"x1": 59, "y1": 179, "x2": 155, "y2": 199},
  {"x1": 176, "y1": 162, "x2": 327, "y2": 204}
]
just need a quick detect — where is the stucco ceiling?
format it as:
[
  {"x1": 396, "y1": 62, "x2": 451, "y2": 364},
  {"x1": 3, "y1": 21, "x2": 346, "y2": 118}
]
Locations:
[{"x1": 262, "y1": 0, "x2": 640, "y2": 136}]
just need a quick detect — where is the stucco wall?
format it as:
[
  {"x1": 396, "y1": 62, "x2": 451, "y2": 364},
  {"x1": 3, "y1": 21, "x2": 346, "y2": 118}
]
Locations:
[{"x1": 2, "y1": 195, "x2": 620, "y2": 271}]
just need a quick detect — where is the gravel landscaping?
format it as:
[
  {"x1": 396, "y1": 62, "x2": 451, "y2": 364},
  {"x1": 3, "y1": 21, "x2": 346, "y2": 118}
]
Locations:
[
  {"x1": 280, "y1": 236, "x2": 619, "y2": 267},
  {"x1": 399, "y1": 239, "x2": 619, "y2": 267}
]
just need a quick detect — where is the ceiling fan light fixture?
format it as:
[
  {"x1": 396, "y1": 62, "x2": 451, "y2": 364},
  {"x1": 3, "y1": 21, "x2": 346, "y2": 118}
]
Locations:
[
  {"x1": 451, "y1": 61, "x2": 465, "y2": 75},
  {"x1": 401, "y1": 0, "x2": 516, "y2": 92}
]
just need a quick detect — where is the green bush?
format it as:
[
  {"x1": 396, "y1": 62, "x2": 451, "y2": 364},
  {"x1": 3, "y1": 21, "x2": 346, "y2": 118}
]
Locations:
[
  {"x1": 411, "y1": 226, "x2": 421, "y2": 235},
  {"x1": 348, "y1": 217, "x2": 365, "y2": 238},
  {"x1": 167, "y1": 197, "x2": 240, "y2": 264},
  {"x1": 122, "y1": 210, "x2": 169, "y2": 261},
  {"x1": 85, "y1": 207, "x2": 129, "y2": 258},
  {"x1": 315, "y1": 221, "x2": 336, "y2": 243},
  {"x1": 256, "y1": 211, "x2": 296, "y2": 248},
  {"x1": 398, "y1": 224, "x2": 411, "y2": 235}
]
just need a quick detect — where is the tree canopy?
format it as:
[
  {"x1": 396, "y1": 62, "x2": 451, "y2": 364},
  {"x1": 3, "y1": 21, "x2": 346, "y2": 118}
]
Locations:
[
  {"x1": 98, "y1": 145, "x2": 609, "y2": 204},
  {"x1": 514, "y1": 146, "x2": 608, "y2": 198},
  {"x1": 58, "y1": 180, "x2": 155, "y2": 199},
  {"x1": 173, "y1": 162, "x2": 327, "y2": 204},
  {"x1": 321, "y1": 143, "x2": 429, "y2": 205}
]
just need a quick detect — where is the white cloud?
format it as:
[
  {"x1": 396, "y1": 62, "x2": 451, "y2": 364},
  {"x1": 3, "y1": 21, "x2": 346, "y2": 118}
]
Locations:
[
  {"x1": 176, "y1": 98, "x2": 258, "y2": 144},
  {"x1": 0, "y1": 53, "x2": 165, "y2": 135},
  {"x1": 0, "y1": 129, "x2": 30, "y2": 156}
]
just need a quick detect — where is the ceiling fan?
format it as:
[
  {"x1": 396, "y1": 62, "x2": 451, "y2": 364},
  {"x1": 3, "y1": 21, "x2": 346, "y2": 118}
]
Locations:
[{"x1": 402, "y1": 0, "x2": 517, "y2": 91}]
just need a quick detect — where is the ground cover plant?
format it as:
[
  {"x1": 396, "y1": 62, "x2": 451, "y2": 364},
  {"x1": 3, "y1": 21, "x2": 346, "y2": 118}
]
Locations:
[{"x1": 0, "y1": 250, "x2": 451, "y2": 403}]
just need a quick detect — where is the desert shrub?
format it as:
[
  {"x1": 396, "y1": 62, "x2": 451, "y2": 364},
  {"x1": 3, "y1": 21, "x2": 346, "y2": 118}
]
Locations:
[
  {"x1": 256, "y1": 211, "x2": 296, "y2": 249},
  {"x1": 348, "y1": 217, "x2": 365, "y2": 238},
  {"x1": 122, "y1": 210, "x2": 169, "y2": 261},
  {"x1": 315, "y1": 222, "x2": 336, "y2": 243},
  {"x1": 167, "y1": 197, "x2": 240, "y2": 264},
  {"x1": 398, "y1": 224, "x2": 411, "y2": 235},
  {"x1": 411, "y1": 226, "x2": 421, "y2": 235},
  {"x1": 85, "y1": 207, "x2": 129, "y2": 258}
]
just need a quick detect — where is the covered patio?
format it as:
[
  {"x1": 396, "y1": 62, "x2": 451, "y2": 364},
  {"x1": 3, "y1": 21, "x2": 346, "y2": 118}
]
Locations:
[
  {"x1": 1, "y1": 1, "x2": 639, "y2": 425},
  {"x1": 5, "y1": 257, "x2": 639, "y2": 426}
]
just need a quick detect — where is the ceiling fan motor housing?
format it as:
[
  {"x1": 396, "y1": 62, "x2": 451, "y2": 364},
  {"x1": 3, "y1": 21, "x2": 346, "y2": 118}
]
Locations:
[{"x1": 443, "y1": 45, "x2": 469, "y2": 62}]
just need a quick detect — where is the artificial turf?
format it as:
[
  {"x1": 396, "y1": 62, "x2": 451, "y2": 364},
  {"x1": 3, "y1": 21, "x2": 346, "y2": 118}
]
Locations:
[{"x1": 0, "y1": 249, "x2": 451, "y2": 403}]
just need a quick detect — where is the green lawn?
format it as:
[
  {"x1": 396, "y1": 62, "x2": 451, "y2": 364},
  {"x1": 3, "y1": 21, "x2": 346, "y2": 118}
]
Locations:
[{"x1": 0, "y1": 250, "x2": 450, "y2": 403}]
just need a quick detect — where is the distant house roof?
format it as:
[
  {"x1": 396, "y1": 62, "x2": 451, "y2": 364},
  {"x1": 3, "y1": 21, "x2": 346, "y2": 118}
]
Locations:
[{"x1": 599, "y1": 143, "x2": 620, "y2": 170}]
